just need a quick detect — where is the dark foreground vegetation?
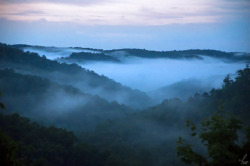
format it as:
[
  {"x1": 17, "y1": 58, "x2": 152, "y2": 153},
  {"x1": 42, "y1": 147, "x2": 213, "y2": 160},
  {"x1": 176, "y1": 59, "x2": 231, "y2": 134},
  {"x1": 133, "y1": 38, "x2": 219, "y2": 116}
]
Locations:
[
  {"x1": 0, "y1": 113, "x2": 121, "y2": 166},
  {"x1": 0, "y1": 43, "x2": 249, "y2": 165}
]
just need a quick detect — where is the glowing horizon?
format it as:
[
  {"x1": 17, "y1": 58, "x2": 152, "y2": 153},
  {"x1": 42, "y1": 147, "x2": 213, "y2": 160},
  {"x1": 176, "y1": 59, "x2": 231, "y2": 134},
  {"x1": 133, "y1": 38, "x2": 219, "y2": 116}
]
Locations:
[{"x1": 0, "y1": 0, "x2": 249, "y2": 25}]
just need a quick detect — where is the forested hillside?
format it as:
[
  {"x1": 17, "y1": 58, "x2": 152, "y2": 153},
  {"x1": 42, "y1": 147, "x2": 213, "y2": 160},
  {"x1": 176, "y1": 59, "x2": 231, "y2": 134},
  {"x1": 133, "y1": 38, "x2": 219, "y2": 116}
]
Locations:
[
  {"x1": 0, "y1": 69, "x2": 132, "y2": 131},
  {"x1": 58, "y1": 52, "x2": 120, "y2": 63},
  {"x1": 105, "y1": 49, "x2": 250, "y2": 62},
  {"x1": 0, "y1": 113, "x2": 122, "y2": 166},
  {"x1": 14, "y1": 44, "x2": 250, "y2": 62},
  {"x1": 1, "y1": 64, "x2": 249, "y2": 165},
  {"x1": 1, "y1": 0, "x2": 249, "y2": 165},
  {"x1": 79, "y1": 65, "x2": 250, "y2": 165},
  {"x1": 0, "y1": 42, "x2": 249, "y2": 165},
  {"x1": 0, "y1": 43, "x2": 152, "y2": 109}
]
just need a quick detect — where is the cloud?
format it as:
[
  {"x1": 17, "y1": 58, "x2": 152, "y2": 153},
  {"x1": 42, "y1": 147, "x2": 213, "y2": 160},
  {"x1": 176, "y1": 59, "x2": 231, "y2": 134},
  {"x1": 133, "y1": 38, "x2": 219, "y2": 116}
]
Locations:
[
  {"x1": 0, "y1": 0, "x2": 249, "y2": 25},
  {"x1": 8, "y1": 10, "x2": 46, "y2": 16},
  {"x1": 80, "y1": 56, "x2": 247, "y2": 92},
  {"x1": 0, "y1": 0, "x2": 109, "y2": 6}
]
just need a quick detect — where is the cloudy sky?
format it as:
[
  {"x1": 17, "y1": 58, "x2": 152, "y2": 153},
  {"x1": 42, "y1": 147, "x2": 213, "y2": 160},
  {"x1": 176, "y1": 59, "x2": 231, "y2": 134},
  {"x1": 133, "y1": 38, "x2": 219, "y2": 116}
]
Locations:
[{"x1": 0, "y1": 0, "x2": 249, "y2": 51}]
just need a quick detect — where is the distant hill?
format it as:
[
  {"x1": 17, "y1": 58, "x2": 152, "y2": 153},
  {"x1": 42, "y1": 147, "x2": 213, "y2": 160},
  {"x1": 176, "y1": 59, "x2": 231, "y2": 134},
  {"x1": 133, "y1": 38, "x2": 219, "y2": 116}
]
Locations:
[
  {"x1": 13, "y1": 44, "x2": 250, "y2": 62},
  {"x1": 58, "y1": 52, "x2": 120, "y2": 63},
  {"x1": 104, "y1": 49, "x2": 250, "y2": 62},
  {"x1": 1, "y1": 42, "x2": 249, "y2": 166},
  {"x1": 0, "y1": 43, "x2": 152, "y2": 109},
  {"x1": 0, "y1": 69, "x2": 133, "y2": 131},
  {"x1": 149, "y1": 78, "x2": 215, "y2": 102}
]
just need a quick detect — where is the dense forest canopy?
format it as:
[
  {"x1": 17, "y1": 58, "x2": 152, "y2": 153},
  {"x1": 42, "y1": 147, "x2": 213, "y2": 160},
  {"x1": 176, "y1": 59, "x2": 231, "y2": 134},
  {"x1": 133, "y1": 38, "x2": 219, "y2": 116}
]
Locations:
[
  {"x1": 0, "y1": 42, "x2": 249, "y2": 165},
  {"x1": 0, "y1": 43, "x2": 152, "y2": 109}
]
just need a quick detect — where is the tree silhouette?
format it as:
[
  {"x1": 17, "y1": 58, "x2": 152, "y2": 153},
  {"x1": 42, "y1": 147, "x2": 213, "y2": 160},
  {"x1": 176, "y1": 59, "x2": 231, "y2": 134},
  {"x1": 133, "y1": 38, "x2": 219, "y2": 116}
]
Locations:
[
  {"x1": 176, "y1": 111, "x2": 249, "y2": 166},
  {"x1": 0, "y1": 91, "x2": 5, "y2": 110}
]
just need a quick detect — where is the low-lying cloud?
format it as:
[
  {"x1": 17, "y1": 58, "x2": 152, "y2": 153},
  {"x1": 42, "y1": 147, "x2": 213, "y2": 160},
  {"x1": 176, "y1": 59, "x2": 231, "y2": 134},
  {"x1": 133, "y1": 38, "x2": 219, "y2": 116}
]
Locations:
[
  {"x1": 81, "y1": 57, "x2": 246, "y2": 92},
  {"x1": 15, "y1": 46, "x2": 248, "y2": 102}
]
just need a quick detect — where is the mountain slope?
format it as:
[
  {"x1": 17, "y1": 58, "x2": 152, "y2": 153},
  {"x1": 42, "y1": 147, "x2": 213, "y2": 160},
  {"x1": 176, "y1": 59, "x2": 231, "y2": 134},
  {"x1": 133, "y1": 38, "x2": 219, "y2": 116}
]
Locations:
[
  {"x1": 105, "y1": 49, "x2": 250, "y2": 62},
  {"x1": 80, "y1": 65, "x2": 250, "y2": 166},
  {"x1": 58, "y1": 52, "x2": 120, "y2": 63},
  {"x1": 13, "y1": 44, "x2": 250, "y2": 62},
  {"x1": 149, "y1": 78, "x2": 215, "y2": 102},
  {"x1": 0, "y1": 43, "x2": 152, "y2": 109},
  {"x1": 0, "y1": 69, "x2": 132, "y2": 131}
]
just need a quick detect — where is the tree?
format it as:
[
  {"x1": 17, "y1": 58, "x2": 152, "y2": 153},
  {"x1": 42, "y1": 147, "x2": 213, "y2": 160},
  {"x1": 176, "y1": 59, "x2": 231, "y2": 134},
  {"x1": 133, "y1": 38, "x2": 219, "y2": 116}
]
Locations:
[
  {"x1": 0, "y1": 91, "x2": 5, "y2": 110},
  {"x1": 0, "y1": 131, "x2": 20, "y2": 166},
  {"x1": 176, "y1": 111, "x2": 249, "y2": 166},
  {"x1": 222, "y1": 74, "x2": 233, "y2": 89}
]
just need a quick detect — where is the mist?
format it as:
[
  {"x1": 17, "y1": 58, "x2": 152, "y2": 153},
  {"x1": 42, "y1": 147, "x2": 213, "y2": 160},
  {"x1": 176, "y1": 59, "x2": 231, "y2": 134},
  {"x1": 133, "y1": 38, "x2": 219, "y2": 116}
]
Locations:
[
  {"x1": 0, "y1": 68, "x2": 131, "y2": 132},
  {"x1": 22, "y1": 46, "x2": 100, "y2": 60},
  {"x1": 80, "y1": 56, "x2": 246, "y2": 92},
  {"x1": 20, "y1": 46, "x2": 247, "y2": 92},
  {"x1": 1, "y1": 0, "x2": 249, "y2": 164},
  {"x1": 18, "y1": 46, "x2": 247, "y2": 102},
  {"x1": 1, "y1": 43, "x2": 249, "y2": 166}
]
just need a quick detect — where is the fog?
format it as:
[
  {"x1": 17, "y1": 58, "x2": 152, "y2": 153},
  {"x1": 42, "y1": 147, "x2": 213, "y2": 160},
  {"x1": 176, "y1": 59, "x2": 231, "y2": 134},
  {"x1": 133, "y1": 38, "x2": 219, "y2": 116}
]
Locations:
[
  {"x1": 19, "y1": 46, "x2": 247, "y2": 101},
  {"x1": 80, "y1": 56, "x2": 246, "y2": 92},
  {"x1": 0, "y1": 69, "x2": 130, "y2": 131},
  {"x1": 1, "y1": 43, "x2": 249, "y2": 166},
  {"x1": 22, "y1": 47, "x2": 100, "y2": 60}
]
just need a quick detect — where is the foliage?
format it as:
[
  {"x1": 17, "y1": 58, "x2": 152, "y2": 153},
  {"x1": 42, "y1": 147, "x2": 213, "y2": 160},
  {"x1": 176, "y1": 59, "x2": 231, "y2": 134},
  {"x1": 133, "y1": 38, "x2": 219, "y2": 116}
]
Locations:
[
  {"x1": 0, "y1": 42, "x2": 250, "y2": 165},
  {"x1": 0, "y1": 43, "x2": 152, "y2": 109},
  {"x1": 0, "y1": 91, "x2": 5, "y2": 110},
  {"x1": 176, "y1": 111, "x2": 249, "y2": 166},
  {"x1": 208, "y1": 64, "x2": 250, "y2": 123},
  {"x1": 83, "y1": 65, "x2": 250, "y2": 165},
  {"x1": 0, "y1": 131, "x2": 20, "y2": 166},
  {"x1": 0, "y1": 113, "x2": 124, "y2": 166},
  {"x1": 0, "y1": 69, "x2": 131, "y2": 131}
]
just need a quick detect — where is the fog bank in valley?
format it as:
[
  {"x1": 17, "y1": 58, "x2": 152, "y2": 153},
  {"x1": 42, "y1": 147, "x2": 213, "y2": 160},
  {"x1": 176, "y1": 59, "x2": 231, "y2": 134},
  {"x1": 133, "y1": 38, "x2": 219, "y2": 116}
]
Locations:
[
  {"x1": 16, "y1": 46, "x2": 248, "y2": 101},
  {"x1": 81, "y1": 56, "x2": 246, "y2": 92},
  {"x1": 22, "y1": 47, "x2": 100, "y2": 60}
]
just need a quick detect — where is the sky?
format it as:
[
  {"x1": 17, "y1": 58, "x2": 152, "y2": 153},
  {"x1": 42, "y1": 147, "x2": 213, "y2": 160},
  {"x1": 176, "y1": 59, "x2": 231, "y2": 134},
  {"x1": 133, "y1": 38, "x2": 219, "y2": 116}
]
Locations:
[{"x1": 0, "y1": 0, "x2": 249, "y2": 51}]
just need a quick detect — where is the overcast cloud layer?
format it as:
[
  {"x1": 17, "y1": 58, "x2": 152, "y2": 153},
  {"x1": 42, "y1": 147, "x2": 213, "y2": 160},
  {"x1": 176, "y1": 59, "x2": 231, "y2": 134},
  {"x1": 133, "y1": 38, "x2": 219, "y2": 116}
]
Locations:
[
  {"x1": 0, "y1": 0, "x2": 249, "y2": 51},
  {"x1": 0, "y1": 0, "x2": 249, "y2": 25}
]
